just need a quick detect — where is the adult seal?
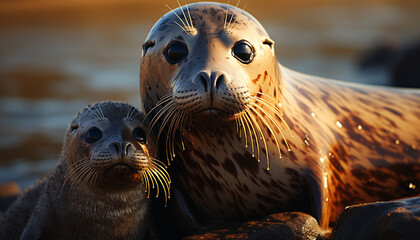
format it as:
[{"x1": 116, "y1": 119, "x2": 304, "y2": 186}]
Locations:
[
  {"x1": 0, "y1": 102, "x2": 170, "y2": 240},
  {"x1": 140, "y1": 2, "x2": 420, "y2": 229}
]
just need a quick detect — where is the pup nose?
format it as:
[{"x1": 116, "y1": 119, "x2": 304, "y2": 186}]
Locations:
[
  {"x1": 193, "y1": 71, "x2": 228, "y2": 92},
  {"x1": 110, "y1": 141, "x2": 134, "y2": 156}
]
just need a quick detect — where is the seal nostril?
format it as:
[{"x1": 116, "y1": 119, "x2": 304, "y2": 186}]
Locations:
[
  {"x1": 110, "y1": 142, "x2": 123, "y2": 155},
  {"x1": 200, "y1": 75, "x2": 208, "y2": 92},
  {"x1": 124, "y1": 142, "x2": 134, "y2": 155},
  {"x1": 215, "y1": 74, "x2": 225, "y2": 90}
]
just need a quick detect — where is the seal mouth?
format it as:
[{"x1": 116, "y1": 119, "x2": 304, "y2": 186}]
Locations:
[
  {"x1": 198, "y1": 108, "x2": 223, "y2": 114},
  {"x1": 113, "y1": 163, "x2": 133, "y2": 170}
]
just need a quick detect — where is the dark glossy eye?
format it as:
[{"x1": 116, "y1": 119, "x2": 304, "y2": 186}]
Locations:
[
  {"x1": 85, "y1": 127, "x2": 102, "y2": 144},
  {"x1": 164, "y1": 41, "x2": 188, "y2": 64},
  {"x1": 232, "y1": 40, "x2": 254, "y2": 64},
  {"x1": 133, "y1": 127, "x2": 146, "y2": 144}
]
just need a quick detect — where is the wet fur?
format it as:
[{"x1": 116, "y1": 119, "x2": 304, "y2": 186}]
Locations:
[{"x1": 140, "y1": 2, "x2": 420, "y2": 230}]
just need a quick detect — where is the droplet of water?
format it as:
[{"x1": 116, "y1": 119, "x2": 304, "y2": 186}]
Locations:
[
  {"x1": 278, "y1": 103, "x2": 282, "y2": 107},
  {"x1": 409, "y1": 183, "x2": 416, "y2": 189},
  {"x1": 311, "y1": 112, "x2": 315, "y2": 118},
  {"x1": 395, "y1": 140, "x2": 400, "y2": 145},
  {"x1": 357, "y1": 125, "x2": 363, "y2": 130},
  {"x1": 336, "y1": 121, "x2": 342, "y2": 128}
]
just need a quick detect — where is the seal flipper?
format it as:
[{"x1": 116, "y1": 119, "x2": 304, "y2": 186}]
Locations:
[{"x1": 303, "y1": 169, "x2": 329, "y2": 229}]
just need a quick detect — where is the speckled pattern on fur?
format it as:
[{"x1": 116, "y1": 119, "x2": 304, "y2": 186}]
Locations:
[{"x1": 140, "y1": 2, "x2": 420, "y2": 229}]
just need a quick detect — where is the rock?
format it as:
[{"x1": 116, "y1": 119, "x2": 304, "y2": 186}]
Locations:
[
  {"x1": 330, "y1": 196, "x2": 420, "y2": 240},
  {"x1": 184, "y1": 212, "x2": 326, "y2": 240}
]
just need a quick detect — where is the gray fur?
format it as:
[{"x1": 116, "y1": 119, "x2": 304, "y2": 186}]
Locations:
[{"x1": 0, "y1": 102, "x2": 157, "y2": 240}]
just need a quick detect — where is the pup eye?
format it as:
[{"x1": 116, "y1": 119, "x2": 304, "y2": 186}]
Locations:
[
  {"x1": 133, "y1": 127, "x2": 146, "y2": 144},
  {"x1": 232, "y1": 40, "x2": 255, "y2": 64},
  {"x1": 164, "y1": 41, "x2": 188, "y2": 64},
  {"x1": 85, "y1": 127, "x2": 103, "y2": 144}
]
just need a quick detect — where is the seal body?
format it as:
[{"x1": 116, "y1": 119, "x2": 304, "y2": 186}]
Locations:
[
  {"x1": 140, "y1": 2, "x2": 420, "y2": 229},
  {"x1": 0, "y1": 102, "x2": 170, "y2": 240}
]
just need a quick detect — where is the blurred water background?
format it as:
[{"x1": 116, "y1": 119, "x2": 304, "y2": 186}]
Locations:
[{"x1": 1, "y1": 0, "x2": 419, "y2": 189}]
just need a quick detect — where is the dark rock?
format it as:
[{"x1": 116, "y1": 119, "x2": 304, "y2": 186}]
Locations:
[
  {"x1": 184, "y1": 212, "x2": 326, "y2": 240},
  {"x1": 330, "y1": 196, "x2": 420, "y2": 240},
  {"x1": 358, "y1": 40, "x2": 420, "y2": 88}
]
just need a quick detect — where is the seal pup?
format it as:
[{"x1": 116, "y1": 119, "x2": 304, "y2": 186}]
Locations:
[
  {"x1": 0, "y1": 101, "x2": 170, "y2": 240},
  {"x1": 140, "y1": 2, "x2": 420, "y2": 229}
]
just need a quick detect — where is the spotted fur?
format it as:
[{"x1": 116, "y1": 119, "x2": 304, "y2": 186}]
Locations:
[{"x1": 140, "y1": 2, "x2": 420, "y2": 229}]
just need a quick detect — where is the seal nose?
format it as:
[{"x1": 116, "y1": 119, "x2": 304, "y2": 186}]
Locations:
[
  {"x1": 194, "y1": 71, "x2": 228, "y2": 92},
  {"x1": 110, "y1": 141, "x2": 134, "y2": 156}
]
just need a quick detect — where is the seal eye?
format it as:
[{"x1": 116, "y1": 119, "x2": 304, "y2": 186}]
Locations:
[
  {"x1": 85, "y1": 127, "x2": 103, "y2": 144},
  {"x1": 232, "y1": 41, "x2": 254, "y2": 64},
  {"x1": 133, "y1": 127, "x2": 146, "y2": 144},
  {"x1": 164, "y1": 41, "x2": 188, "y2": 64}
]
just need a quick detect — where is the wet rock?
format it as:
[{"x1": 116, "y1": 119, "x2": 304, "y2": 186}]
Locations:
[
  {"x1": 330, "y1": 196, "x2": 420, "y2": 240},
  {"x1": 184, "y1": 212, "x2": 326, "y2": 240}
]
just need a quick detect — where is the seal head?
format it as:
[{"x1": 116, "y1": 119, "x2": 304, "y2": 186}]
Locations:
[{"x1": 141, "y1": 2, "x2": 277, "y2": 126}]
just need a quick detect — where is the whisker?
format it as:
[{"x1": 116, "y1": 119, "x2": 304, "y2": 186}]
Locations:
[
  {"x1": 246, "y1": 108, "x2": 269, "y2": 169},
  {"x1": 169, "y1": 112, "x2": 183, "y2": 161},
  {"x1": 174, "y1": 21, "x2": 187, "y2": 32},
  {"x1": 248, "y1": 102, "x2": 282, "y2": 163},
  {"x1": 142, "y1": 171, "x2": 150, "y2": 198},
  {"x1": 143, "y1": 94, "x2": 172, "y2": 124},
  {"x1": 87, "y1": 106, "x2": 102, "y2": 121},
  {"x1": 227, "y1": 0, "x2": 241, "y2": 29},
  {"x1": 147, "y1": 102, "x2": 175, "y2": 142},
  {"x1": 149, "y1": 159, "x2": 172, "y2": 184},
  {"x1": 178, "y1": 110, "x2": 187, "y2": 150},
  {"x1": 177, "y1": 0, "x2": 191, "y2": 29},
  {"x1": 239, "y1": 114, "x2": 248, "y2": 147},
  {"x1": 245, "y1": 109, "x2": 261, "y2": 163},
  {"x1": 249, "y1": 91, "x2": 294, "y2": 139},
  {"x1": 96, "y1": 104, "x2": 106, "y2": 120},
  {"x1": 242, "y1": 112, "x2": 255, "y2": 157},
  {"x1": 184, "y1": 0, "x2": 194, "y2": 29},
  {"x1": 69, "y1": 163, "x2": 92, "y2": 194},
  {"x1": 60, "y1": 160, "x2": 88, "y2": 198},
  {"x1": 157, "y1": 107, "x2": 178, "y2": 163},
  {"x1": 166, "y1": 4, "x2": 190, "y2": 33},
  {"x1": 223, "y1": 0, "x2": 230, "y2": 30},
  {"x1": 250, "y1": 96, "x2": 293, "y2": 150},
  {"x1": 148, "y1": 167, "x2": 170, "y2": 205}
]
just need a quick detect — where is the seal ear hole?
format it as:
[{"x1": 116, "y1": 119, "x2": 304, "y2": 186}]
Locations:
[
  {"x1": 142, "y1": 40, "x2": 155, "y2": 56},
  {"x1": 262, "y1": 38, "x2": 274, "y2": 49},
  {"x1": 70, "y1": 124, "x2": 78, "y2": 133},
  {"x1": 84, "y1": 127, "x2": 103, "y2": 144},
  {"x1": 164, "y1": 41, "x2": 188, "y2": 64},
  {"x1": 232, "y1": 40, "x2": 255, "y2": 64},
  {"x1": 133, "y1": 127, "x2": 146, "y2": 144}
]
